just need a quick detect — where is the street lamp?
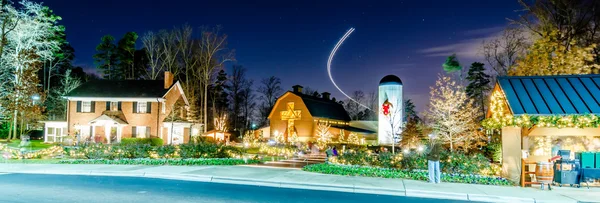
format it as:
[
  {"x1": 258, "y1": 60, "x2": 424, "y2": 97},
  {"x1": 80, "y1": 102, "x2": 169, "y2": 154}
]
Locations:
[{"x1": 31, "y1": 94, "x2": 40, "y2": 105}]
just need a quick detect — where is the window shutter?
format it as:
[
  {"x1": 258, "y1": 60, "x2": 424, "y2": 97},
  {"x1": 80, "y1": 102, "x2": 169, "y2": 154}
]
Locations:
[
  {"x1": 132, "y1": 126, "x2": 137, "y2": 138},
  {"x1": 146, "y1": 126, "x2": 150, "y2": 137},
  {"x1": 147, "y1": 102, "x2": 152, "y2": 114},
  {"x1": 91, "y1": 101, "x2": 96, "y2": 113},
  {"x1": 106, "y1": 102, "x2": 110, "y2": 111},
  {"x1": 118, "y1": 102, "x2": 122, "y2": 110},
  {"x1": 133, "y1": 102, "x2": 138, "y2": 113},
  {"x1": 76, "y1": 101, "x2": 82, "y2": 112}
]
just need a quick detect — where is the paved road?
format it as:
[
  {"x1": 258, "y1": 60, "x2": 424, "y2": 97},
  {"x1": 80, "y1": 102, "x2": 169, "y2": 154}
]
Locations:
[{"x1": 0, "y1": 173, "x2": 471, "y2": 203}]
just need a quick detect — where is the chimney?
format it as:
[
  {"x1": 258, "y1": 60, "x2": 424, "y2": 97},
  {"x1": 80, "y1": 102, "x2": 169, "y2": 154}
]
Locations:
[
  {"x1": 164, "y1": 71, "x2": 173, "y2": 89},
  {"x1": 321, "y1": 92, "x2": 331, "y2": 100},
  {"x1": 292, "y1": 85, "x2": 303, "y2": 94}
]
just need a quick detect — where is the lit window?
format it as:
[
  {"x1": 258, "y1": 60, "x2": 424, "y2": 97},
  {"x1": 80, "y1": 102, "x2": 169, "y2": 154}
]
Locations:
[
  {"x1": 137, "y1": 102, "x2": 147, "y2": 113},
  {"x1": 82, "y1": 101, "x2": 92, "y2": 112},
  {"x1": 110, "y1": 102, "x2": 119, "y2": 111},
  {"x1": 162, "y1": 102, "x2": 166, "y2": 114},
  {"x1": 134, "y1": 126, "x2": 147, "y2": 138}
]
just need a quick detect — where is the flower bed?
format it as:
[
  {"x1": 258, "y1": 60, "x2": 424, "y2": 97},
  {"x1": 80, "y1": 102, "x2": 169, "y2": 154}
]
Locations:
[
  {"x1": 303, "y1": 164, "x2": 512, "y2": 186},
  {"x1": 58, "y1": 158, "x2": 261, "y2": 166}
]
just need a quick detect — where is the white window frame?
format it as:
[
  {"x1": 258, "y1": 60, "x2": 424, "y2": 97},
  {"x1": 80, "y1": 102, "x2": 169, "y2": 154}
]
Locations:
[
  {"x1": 82, "y1": 101, "x2": 92, "y2": 112},
  {"x1": 110, "y1": 102, "x2": 119, "y2": 111},
  {"x1": 136, "y1": 126, "x2": 147, "y2": 138},
  {"x1": 137, "y1": 101, "x2": 147, "y2": 113}
]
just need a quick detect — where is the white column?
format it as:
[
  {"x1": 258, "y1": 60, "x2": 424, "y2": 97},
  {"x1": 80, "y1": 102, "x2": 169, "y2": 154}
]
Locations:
[
  {"x1": 117, "y1": 126, "x2": 122, "y2": 143},
  {"x1": 105, "y1": 125, "x2": 111, "y2": 144},
  {"x1": 44, "y1": 126, "x2": 49, "y2": 143},
  {"x1": 167, "y1": 125, "x2": 172, "y2": 145},
  {"x1": 91, "y1": 126, "x2": 96, "y2": 143}
]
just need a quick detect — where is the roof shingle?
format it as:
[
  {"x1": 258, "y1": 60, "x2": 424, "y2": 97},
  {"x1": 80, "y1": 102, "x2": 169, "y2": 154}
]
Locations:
[
  {"x1": 290, "y1": 92, "x2": 351, "y2": 121},
  {"x1": 66, "y1": 80, "x2": 170, "y2": 98}
]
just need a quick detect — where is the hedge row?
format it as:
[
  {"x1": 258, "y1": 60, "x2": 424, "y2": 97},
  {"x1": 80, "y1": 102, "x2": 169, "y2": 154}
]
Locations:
[
  {"x1": 58, "y1": 158, "x2": 260, "y2": 166},
  {"x1": 303, "y1": 164, "x2": 512, "y2": 186}
]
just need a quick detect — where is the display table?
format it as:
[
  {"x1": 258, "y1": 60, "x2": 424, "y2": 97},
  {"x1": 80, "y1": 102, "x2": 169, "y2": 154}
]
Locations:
[{"x1": 580, "y1": 168, "x2": 600, "y2": 189}]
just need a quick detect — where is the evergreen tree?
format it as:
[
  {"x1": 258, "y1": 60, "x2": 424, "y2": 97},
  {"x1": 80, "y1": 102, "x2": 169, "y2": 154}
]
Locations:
[
  {"x1": 400, "y1": 117, "x2": 424, "y2": 149},
  {"x1": 133, "y1": 48, "x2": 149, "y2": 79},
  {"x1": 442, "y1": 54, "x2": 462, "y2": 74},
  {"x1": 404, "y1": 99, "x2": 420, "y2": 123},
  {"x1": 93, "y1": 35, "x2": 118, "y2": 80},
  {"x1": 117, "y1": 32, "x2": 139, "y2": 79},
  {"x1": 466, "y1": 62, "x2": 491, "y2": 120}
]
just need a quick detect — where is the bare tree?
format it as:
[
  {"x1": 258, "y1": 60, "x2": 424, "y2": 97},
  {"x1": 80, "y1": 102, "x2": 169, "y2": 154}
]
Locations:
[
  {"x1": 257, "y1": 76, "x2": 282, "y2": 125},
  {"x1": 240, "y1": 80, "x2": 256, "y2": 134},
  {"x1": 47, "y1": 69, "x2": 81, "y2": 120},
  {"x1": 173, "y1": 25, "x2": 202, "y2": 123},
  {"x1": 141, "y1": 31, "x2": 165, "y2": 79},
  {"x1": 158, "y1": 29, "x2": 181, "y2": 76},
  {"x1": 482, "y1": 27, "x2": 531, "y2": 76},
  {"x1": 227, "y1": 65, "x2": 249, "y2": 132},
  {"x1": 344, "y1": 90, "x2": 365, "y2": 120},
  {"x1": 303, "y1": 86, "x2": 320, "y2": 97},
  {"x1": 197, "y1": 26, "x2": 234, "y2": 133}
]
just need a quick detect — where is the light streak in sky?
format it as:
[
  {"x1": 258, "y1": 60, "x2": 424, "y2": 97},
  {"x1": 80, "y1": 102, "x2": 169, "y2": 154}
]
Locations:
[{"x1": 327, "y1": 27, "x2": 371, "y2": 110}]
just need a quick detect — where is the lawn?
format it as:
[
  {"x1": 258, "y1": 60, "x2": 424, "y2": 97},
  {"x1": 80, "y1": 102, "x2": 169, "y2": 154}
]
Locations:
[{"x1": 4, "y1": 140, "x2": 55, "y2": 150}]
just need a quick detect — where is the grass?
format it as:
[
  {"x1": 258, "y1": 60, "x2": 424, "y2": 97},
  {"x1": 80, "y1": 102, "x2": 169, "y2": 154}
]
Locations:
[{"x1": 5, "y1": 140, "x2": 54, "y2": 150}]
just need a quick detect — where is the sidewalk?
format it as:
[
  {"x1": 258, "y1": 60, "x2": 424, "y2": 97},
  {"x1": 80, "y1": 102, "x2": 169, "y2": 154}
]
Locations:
[{"x1": 0, "y1": 163, "x2": 598, "y2": 203}]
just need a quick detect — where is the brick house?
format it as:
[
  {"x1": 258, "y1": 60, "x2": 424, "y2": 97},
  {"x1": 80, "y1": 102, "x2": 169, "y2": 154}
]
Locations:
[{"x1": 42, "y1": 72, "x2": 199, "y2": 145}]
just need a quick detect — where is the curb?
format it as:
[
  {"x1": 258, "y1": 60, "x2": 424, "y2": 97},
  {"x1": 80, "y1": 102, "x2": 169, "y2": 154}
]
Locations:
[{"x1": 0, "y1": 170, "x2": 580, "y2": 203}]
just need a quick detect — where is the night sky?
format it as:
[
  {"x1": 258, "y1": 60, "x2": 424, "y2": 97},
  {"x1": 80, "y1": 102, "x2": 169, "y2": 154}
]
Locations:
[{"x1": 46, "y1": 0, "x2": 523, "y2": 112}]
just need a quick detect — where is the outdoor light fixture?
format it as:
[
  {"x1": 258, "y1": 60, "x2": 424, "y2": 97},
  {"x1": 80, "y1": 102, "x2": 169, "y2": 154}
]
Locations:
[
  {"x1": 417, "y1": 146, "x2": 424, "y2": 152},
  {"x1": 403, "y1": 148, "x2": 409, "y2": 153}
]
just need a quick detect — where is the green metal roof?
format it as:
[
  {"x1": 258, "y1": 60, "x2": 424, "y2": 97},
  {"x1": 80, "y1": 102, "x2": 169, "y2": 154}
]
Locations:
[{"x1": 497, "y1": 75, "x2": 600, "y2": 115}]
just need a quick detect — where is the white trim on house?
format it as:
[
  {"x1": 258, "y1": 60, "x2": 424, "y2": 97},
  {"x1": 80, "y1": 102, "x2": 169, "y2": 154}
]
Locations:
[
  {"x1": 63, "y1": 97, "x2": 166, "y2": 102},
  {"x1": 163, "y1": 81, "x2": 190, "y2": 106}
]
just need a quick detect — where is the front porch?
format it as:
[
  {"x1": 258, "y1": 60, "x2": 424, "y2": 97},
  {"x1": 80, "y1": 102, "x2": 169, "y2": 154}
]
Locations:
[{"x1": 81, "y1": 114, "x2": 128, "y2": 144}]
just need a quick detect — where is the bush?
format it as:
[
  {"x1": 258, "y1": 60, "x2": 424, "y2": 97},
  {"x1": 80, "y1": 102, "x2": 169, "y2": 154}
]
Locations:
[
  {"x1": 193, "y1": 136, "x2": 217, "y2": 144},
  {"x1": 156, "y1": 145, "x2": 176, "y2": 158},
  {"x1": 334, "y1": 150, "x2": 495, "y2": 176},
  {"x1": 303, "y1": 164, "x2": 512, "y2": 186},
  {"x1": 178, "y1": 142, "x2": 239, "y2": 159},
  {"x1": 58, "y1": 158, "x2": 261, "y2": 166},
  {"x1": 258, "y1": 144, "x2": 296, "y2": 157},
  {"x1": 121, "y1": 138, "x2": 163, "y2": 146},
  {"x1": 150, "y1": 138, "x2": 163, "y2": 146}
]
